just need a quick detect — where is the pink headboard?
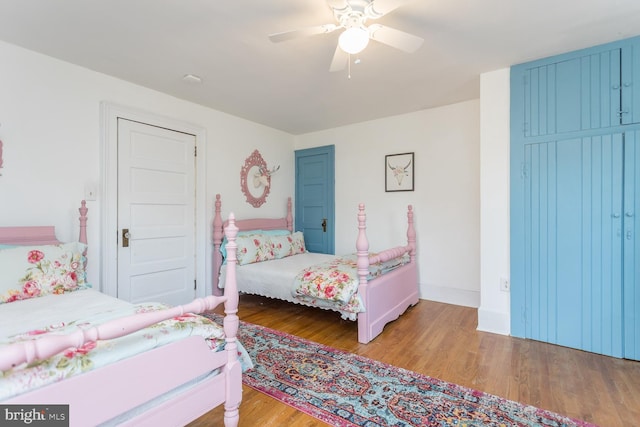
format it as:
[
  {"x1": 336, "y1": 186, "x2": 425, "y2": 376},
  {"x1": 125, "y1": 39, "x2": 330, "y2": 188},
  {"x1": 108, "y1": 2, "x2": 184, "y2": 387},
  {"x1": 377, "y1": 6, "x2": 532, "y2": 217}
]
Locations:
[
  {"x1": 0, "y1": 201, "x2": 88, "y2": 246},
  {"x1": 224, "y1": 197, "x2": 293, "y2": 232},
  {"x1": 211, "y1": 194, "x2": 293, "y2": 295}
]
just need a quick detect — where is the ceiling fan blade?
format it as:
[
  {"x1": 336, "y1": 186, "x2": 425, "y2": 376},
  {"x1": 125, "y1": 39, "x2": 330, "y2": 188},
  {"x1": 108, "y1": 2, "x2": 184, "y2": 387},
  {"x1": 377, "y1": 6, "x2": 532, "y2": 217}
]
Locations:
[
  {"x1": 326, "y1": 0, "x2": 349, "y2": 11},
  {"x1": 368, "y1": 0, "x2": 414, "y2": 18},
  {"x1": 368, "y1": 24, "x2": 423, "y2": 53},
  {"x1": 329, "y1": 43, "x2": 349, "y2": 72},
  {"x1": 269, "y1": 24, "x2": 338, "y2": 43}
]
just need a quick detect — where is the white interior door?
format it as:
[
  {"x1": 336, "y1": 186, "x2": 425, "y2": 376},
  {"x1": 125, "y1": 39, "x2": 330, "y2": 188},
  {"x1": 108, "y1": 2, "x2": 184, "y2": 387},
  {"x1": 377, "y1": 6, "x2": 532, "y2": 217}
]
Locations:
[{"x1": 117, "y1": 118, "x2": 196, "y2": 305}]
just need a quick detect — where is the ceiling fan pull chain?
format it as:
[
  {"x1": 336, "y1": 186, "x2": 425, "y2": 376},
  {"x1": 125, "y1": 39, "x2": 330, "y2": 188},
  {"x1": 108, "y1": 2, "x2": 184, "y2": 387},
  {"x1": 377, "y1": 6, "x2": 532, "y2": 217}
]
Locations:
[{"x1": 348, "y1": 53, "x2": 352, "y2": 79}]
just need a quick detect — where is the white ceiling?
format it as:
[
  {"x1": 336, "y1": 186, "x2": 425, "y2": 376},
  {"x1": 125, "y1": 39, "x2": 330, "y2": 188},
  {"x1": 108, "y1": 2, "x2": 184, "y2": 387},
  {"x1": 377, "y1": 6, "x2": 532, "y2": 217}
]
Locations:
[{"x1": 1, "y1": 0, "x2": 640, "y2": 135}]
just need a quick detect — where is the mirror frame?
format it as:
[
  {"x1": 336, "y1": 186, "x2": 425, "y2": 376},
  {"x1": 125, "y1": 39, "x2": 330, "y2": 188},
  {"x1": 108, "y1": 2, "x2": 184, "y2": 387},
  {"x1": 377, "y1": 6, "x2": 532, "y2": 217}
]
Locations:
[{"x1": 240, "y1": 149, "x2": 271, "y2": 207}]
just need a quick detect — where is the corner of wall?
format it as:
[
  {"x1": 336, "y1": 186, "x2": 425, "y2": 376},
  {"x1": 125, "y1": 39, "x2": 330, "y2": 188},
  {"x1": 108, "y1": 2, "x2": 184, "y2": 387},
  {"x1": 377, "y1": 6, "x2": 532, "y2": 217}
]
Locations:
[
  {"x1": 479, "y1": 67, "x2": 512, "y2": 337},
  {"x1": 421, "y1": 283, "x2": 480, "y2": 308},
  {"x1": 477, "y1": 305, "x2": 510, "y2": 335}
]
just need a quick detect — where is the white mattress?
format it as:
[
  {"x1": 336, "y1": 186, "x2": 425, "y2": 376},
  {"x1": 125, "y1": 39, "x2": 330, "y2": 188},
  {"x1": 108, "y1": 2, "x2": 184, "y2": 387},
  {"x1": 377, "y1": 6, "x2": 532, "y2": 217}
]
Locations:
[
  {"x1": 0, "y1": 289, "x2": 132, "y2": 339},
  {"x1": 219, "y1": 252, "x2": 337, "y2": 303}
]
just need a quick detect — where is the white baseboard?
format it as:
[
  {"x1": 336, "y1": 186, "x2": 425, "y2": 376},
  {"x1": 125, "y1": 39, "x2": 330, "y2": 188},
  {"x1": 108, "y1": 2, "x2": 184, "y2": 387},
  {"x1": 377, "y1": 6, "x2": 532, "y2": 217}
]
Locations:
[
  {"x1": 419, "y1": 285, "x2": 511, "y2": 336},
  {"x1": 420, "y1": 284, "x2": 480, "y2": 308},
  {"x1": 477, "y1": 306, "x2": 510, "y2": 335}
]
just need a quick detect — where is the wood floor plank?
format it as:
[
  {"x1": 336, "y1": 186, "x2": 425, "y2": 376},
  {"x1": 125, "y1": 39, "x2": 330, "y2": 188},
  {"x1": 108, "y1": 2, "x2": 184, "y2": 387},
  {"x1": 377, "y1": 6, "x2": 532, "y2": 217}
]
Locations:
[{"x1": 188, "y1": 295, "x2": 640, "y2": 427}]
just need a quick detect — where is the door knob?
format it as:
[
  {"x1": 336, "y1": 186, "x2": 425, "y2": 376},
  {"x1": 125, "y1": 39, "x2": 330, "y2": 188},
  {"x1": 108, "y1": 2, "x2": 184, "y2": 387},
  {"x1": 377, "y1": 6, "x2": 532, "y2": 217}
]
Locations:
[
  {"x1": 321, "y1": 218, "x2": 327, "y2": 232},
  {"x1": 122, "y1": 228, "x2": 130, "y2": 247}
]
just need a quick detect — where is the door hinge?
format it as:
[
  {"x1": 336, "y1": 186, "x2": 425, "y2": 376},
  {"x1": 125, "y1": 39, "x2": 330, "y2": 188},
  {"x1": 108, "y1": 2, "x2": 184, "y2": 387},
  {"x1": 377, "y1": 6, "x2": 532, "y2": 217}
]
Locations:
[
  {"x1": 194, "y1": 146, "x2": 197, "y2": 157},
  {"x1": 194, "y1": 279, "x2": 197, "y2": 290}
]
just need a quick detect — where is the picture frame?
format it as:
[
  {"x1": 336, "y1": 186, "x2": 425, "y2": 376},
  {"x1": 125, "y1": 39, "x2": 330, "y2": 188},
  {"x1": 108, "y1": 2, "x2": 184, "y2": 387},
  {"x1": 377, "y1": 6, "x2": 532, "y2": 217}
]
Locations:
[
  {"x1": 240, "y1": 149, "x2": 271, "y2": 207},
  {"x1": 240, "y1": 149, "x2": 280, "y2": 207},
  {"x1": 385, "y1": 152, "x2": 414, "y2": 192}
]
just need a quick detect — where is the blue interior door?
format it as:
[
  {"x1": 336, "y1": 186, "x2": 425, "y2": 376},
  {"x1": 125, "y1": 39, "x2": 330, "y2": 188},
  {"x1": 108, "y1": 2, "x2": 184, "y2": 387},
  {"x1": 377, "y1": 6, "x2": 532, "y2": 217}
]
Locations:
[
  {"x1": 522, "y1": 134, "x2": 624, "y2": 357},
  {"x1": 624, "y1": 131, "x2": 640, "y2": 359},
  {"x1": 295, "y1": 146, "x2": 335, "y2": 254}
]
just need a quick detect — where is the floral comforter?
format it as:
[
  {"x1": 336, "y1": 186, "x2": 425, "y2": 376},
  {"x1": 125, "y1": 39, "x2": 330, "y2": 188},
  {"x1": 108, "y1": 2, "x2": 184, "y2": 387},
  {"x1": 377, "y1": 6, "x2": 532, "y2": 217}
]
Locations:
[
  {"x1": 0, "y1": 291, "x2": 252, "y2": 401},
  {"x1": 292, "y1": 252, "x2": 409, "y2": 317}
]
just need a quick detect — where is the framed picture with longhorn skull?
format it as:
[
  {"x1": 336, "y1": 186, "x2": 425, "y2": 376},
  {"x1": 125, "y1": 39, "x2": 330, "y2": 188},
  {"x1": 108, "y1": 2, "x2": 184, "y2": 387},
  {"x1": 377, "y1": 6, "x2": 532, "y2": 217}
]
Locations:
[{"x1": 385, "y1": 152, "x2": 414, "y2": 192}]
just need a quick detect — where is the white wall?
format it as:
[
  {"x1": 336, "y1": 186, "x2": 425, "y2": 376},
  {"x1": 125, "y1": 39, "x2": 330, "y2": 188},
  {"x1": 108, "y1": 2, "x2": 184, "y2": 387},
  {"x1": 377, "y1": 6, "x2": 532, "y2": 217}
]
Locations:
[
  {"x1": 295, "y1": 100, "x2": 481, "y2": 307},
  {"x1": 0, "y1": 40, "x2": 513, "y2": 333},
  {"x1": 478, "y1": 68, "x2": 511, "y2": 335},
  {"x1": 0, "y1": 40, "x2": 295, "y2": 293}
]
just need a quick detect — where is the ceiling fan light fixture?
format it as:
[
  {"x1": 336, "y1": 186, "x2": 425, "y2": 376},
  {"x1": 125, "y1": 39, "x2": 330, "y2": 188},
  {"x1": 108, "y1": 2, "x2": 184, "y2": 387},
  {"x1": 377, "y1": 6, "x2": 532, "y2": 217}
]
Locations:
[{"x1": 338, "y1": 26, "x2": 369, "y2": 54}]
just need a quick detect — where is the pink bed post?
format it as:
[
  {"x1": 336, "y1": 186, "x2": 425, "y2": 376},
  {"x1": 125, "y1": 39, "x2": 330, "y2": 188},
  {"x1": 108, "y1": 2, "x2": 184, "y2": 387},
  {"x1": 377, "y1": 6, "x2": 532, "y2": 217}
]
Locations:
[
  {"x1": 286, "y1": 197, "x2": 293, "y2": 232},
  {"x1": 355, "y1": 203, "x2": 371, "y2": 343},
  {"x1": 78, "y1": 200, "x2": 89, "y2": 271},
  {"x1": 222, "y1": 213, "x2": 241, "y2": 427},
  {"x1": 212, "y1": 194, "x2": 224, "y2": 296},
  {"x1": 78, "y1": 200, "x2": 88, "y2": 245},
  {"x1": 406, "y1": 205, "x2": 416, "y2": 263}
]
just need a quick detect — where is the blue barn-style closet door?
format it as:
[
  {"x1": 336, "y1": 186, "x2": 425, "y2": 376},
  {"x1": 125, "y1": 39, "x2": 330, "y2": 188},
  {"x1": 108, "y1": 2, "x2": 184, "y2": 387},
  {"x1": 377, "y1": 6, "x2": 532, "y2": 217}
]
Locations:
[
  {"x1": 522, "y1": 135, "x2": 624, "y2": 357},
  {"x1": 511, "y1": 35, "x2": 640, "y2": 359},
  {"x1": 624, "y1": 131, "x2": 640, "y2": 360},
  {"x1": 522, "y1": 47, "x2": 621, "y2": 137}
]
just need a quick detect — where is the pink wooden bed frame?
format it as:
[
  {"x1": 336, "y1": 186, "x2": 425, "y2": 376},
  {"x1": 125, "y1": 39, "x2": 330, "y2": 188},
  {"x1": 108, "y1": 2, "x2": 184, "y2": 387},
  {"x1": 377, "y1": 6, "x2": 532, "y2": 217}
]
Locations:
[
  {"x1": 0, "y1": 201, "x2": 243, "y2": 427},
  {"x1": 212, "y1": 194, "x2": 419, "y2": 344}
]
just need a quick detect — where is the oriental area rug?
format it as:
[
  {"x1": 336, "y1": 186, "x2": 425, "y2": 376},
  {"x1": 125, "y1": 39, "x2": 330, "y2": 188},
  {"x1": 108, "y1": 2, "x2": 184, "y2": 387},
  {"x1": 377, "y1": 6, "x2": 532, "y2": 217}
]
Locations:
[{"x1": 204, "y1": 314, "x2": 596, "y2": 427}]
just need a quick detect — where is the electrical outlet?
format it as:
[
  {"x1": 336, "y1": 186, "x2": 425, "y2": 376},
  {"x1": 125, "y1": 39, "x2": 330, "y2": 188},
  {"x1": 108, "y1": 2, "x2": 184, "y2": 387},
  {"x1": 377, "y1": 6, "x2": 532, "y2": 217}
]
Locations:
[
  {"x1": 84, "y1": 183, "x2": 98, "y2": 201},
  {"x1": 500, "y1": 277, "x2": 510, "y2": 292}
]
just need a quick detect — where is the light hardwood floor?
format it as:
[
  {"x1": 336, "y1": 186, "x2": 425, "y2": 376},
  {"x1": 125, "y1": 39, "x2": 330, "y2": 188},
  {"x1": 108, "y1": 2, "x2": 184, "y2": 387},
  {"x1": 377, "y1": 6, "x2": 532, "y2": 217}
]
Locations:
[{"x1": 189, "y1": 295, "x2": 640, "y2": 427}]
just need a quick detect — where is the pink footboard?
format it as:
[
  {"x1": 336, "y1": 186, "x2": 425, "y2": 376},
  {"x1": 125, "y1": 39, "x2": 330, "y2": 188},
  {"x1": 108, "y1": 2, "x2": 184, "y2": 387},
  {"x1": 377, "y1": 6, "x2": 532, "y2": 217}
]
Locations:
[
  {"x1": 0, "y1": 202, "x2": 243, "y2": 427},
  {"x1": 356, "y1": 204, "x2": 419, "y2": 343}
]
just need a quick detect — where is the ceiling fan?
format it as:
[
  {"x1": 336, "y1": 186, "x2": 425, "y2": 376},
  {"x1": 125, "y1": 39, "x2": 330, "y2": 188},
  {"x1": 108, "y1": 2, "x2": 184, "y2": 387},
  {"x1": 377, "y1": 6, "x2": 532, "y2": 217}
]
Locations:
[{"x1": 268, "y1": 0, "x2": 424, "y2": 72}]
